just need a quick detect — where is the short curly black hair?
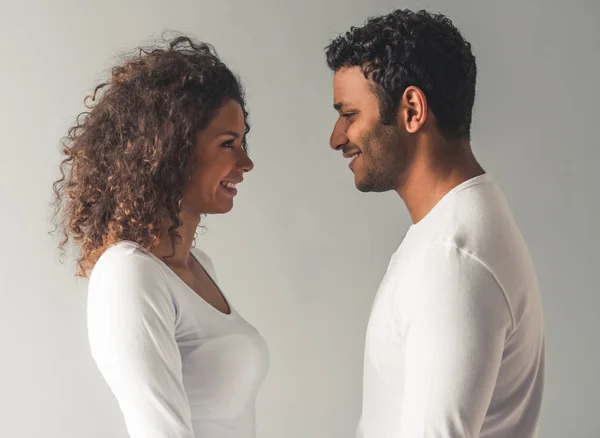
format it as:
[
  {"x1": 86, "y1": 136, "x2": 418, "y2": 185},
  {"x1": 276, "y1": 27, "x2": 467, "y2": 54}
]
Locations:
[
  {"x1": 326, "y1": 9, "x2": 477, "y2": 140},
  {"x1": 53, "y1": 35, "x2": 249, "y2": 276}
]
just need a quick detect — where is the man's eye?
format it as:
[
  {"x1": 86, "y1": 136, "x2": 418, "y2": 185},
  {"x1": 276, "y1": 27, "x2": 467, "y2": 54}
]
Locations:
[{"x1": 342, "y1": 113, "x2": 355, "y2": 119}]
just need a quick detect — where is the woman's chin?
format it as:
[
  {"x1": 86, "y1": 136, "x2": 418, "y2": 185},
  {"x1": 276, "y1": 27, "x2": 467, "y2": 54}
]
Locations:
[{"x1": 208, "y1": 200, "x2": 234, "y2": 215}]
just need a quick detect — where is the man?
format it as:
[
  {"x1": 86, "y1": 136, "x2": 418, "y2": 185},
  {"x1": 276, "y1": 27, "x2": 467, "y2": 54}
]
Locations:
[{"x1": 325, "y1": 9, "x2": 544, "y2": 438}]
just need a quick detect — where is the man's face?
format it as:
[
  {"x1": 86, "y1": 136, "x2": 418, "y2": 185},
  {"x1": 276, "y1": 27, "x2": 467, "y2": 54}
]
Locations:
[{"x1": 330, "y1": 67, "x2": 410, "y2": 193}]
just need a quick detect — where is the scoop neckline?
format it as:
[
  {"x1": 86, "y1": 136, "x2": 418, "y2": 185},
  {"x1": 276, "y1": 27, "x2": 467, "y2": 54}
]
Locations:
[{"x1": 118, "y1": 240, "x2": 237, "y2": 320}]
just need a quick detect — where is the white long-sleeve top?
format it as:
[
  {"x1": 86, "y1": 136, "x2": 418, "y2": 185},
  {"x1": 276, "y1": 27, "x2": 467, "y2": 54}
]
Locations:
[
  {"x1": 358, "y1": 174, "x2": 544, "y2": 438},
  {"x1": 87, "y1": 241, "x2": 269, "y2": 438}
]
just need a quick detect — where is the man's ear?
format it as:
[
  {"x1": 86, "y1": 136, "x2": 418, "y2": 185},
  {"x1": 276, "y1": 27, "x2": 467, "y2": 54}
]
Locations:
[{"x1": 397, "y1": 86, "x2": 428, "y2": 134}]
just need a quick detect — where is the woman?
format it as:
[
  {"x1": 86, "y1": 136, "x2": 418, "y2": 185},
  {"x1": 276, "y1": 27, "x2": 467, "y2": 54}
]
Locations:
[{"x1": 53, "y1": 36, "x2": 269, "y2": 438}]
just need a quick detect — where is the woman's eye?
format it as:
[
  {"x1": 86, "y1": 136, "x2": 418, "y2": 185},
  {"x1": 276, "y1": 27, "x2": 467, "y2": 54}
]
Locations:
[{"x1": 222, "y1": 140, "x2": 235, "y2": 148}]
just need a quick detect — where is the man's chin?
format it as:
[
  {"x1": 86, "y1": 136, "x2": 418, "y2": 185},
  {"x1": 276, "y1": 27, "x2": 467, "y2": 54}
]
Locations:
[
  {"x1": 355, "y1": 176, "x2": 374, "y2": 193},
  {"x1": 355, "y1": 176, "x2": 393, "y2": 193}
]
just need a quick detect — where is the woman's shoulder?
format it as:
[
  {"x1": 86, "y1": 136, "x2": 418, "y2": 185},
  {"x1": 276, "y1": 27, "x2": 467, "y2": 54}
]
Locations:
[
  {"x1": 87, "y1": 241, "x2": 178, "y2": 331},
  {"x1": 93, "y1": 240, "x2": 158, "y2": 273},
  {"x1": 88, "y1": 241, "x2": 167, "y2": 295}
]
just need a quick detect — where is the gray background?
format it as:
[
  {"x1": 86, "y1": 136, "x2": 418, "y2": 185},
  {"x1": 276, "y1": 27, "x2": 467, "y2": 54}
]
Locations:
[{"x1": 0, "y1": 0, "x2": 598, "y2": 437}]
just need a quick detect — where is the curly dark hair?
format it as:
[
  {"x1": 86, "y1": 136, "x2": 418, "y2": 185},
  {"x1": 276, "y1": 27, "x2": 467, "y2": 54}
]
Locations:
[
  {"x1": 53, "y1": 35, "x2": 250, "y2": 277},
  {"x1": 325, "y1": 9, "x2": 477, "y2": 140}
]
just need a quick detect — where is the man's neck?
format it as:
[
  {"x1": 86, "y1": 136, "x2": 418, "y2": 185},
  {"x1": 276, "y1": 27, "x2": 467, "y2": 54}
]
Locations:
[{"x1": 397, "y1": 140, "x2": 484, "y2": 224}]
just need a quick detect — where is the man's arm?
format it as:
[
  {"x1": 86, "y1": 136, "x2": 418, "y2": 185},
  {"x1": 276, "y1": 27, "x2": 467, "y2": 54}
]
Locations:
[{"x1": 397, "y1": 243, "x2": 513, "y2": 437}]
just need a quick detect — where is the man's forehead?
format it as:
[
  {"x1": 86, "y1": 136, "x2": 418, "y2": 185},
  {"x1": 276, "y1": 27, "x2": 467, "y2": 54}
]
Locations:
[
  {"x1": 333, "y1": 76, "x2": 377, "y2": 111},
  {"x1": 334, "y1": 66, "x2": 369, "y2": 84},
  {"x1": 334, "y1": 68, "x2": 371, "y2": 95}
]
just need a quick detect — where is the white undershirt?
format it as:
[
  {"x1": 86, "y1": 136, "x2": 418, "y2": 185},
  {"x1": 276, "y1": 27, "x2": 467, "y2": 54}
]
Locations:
[
  {"x1": 358, "y1": 174, "x2": 544, "y2": 438},
  {"x1": 87, "y1": 241, "x2": 269, "y2": 438}
]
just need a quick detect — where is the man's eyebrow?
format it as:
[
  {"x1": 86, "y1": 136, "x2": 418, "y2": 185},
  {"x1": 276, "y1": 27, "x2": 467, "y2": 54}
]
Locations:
[{"x1": 334, "y1": 101, "x2": 351, "y2": 111}]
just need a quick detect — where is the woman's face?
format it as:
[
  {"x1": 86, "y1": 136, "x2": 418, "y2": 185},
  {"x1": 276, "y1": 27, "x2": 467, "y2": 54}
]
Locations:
[{"x1": 182, "y1": 99, "x2": 254, "y2": 215}]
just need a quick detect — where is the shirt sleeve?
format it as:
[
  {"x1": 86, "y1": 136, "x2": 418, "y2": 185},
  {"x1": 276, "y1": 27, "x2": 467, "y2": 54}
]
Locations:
[
  {"x1": 87, "y1": 248, "x2": 195, "y2": 438},
  {"x1": 395, "y1": 243, "x2": 514, "y2": 438}
]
